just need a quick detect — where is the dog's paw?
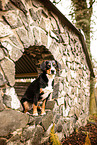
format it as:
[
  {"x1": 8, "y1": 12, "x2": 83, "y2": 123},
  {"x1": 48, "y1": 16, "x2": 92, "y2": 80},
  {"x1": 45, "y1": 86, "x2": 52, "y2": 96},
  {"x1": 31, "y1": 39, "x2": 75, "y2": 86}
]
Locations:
[
  {"x1": 33, "y1": 113, "x2": 38, "y2": 116},
  {"x1": 41, "y1": 112, "x2": 46, "y2": 116}
]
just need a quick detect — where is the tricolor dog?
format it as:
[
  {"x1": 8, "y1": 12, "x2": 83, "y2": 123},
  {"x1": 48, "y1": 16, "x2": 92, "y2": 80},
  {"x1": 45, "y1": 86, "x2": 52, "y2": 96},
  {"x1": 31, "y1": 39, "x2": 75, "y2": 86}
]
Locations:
[{"x1": 21, "y1": 60, "x2": 60, "y2": 116}]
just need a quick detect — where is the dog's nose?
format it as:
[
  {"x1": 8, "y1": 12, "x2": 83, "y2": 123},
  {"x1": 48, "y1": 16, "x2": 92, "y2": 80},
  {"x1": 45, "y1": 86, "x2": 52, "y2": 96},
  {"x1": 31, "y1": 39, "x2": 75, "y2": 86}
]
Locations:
[{"x1": 51, "y1": 70, "x2": 55, "y2": 74}]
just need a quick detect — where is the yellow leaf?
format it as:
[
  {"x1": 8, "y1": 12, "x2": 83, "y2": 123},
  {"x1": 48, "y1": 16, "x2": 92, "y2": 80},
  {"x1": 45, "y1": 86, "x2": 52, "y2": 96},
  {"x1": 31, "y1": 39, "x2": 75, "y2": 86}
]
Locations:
[
  {"x1": 84, "y1": 133, "x2": 91, "y2": 145},
  {"x1": 50, "y1": 124, "x2": 61, "y2": 145}
]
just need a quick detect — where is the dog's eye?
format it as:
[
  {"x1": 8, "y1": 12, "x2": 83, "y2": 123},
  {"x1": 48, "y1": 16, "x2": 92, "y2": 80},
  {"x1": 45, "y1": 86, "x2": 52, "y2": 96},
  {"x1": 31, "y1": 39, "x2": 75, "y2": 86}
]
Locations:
[
  {"x1": 53, "y1": 63, "x2": 56, "y2": 67},
  {"x1": 48, "y1": 64, "x2": 51, "y2": 68}
]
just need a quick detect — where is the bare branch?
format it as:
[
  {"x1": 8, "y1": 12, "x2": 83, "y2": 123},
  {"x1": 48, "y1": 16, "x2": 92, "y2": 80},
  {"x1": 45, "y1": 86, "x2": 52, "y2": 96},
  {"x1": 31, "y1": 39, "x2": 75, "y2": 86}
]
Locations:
[{"x1": 89, "y1": 0, "x2": 95, "y2": 9}]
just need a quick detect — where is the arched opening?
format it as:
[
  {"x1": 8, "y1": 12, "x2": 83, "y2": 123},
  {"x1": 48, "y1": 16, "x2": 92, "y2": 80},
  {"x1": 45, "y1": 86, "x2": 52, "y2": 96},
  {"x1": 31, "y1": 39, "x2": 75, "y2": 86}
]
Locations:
[{"x1": 14, "y1": 45, "x2": 55, "y2": 100}]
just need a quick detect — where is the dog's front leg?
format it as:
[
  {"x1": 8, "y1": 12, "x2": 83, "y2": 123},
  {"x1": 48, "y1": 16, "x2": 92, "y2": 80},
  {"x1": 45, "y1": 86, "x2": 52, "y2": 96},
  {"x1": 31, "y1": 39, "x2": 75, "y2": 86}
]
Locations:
[
  {"x1": 33, "y1": 103, "x2": 38, "y2": 116},
  {"x1": 41, "y1": 99, "x2": 46, "y2": 116},
  {"x1": 23, "y1": 101, "x2": 30, "y2": 113}
]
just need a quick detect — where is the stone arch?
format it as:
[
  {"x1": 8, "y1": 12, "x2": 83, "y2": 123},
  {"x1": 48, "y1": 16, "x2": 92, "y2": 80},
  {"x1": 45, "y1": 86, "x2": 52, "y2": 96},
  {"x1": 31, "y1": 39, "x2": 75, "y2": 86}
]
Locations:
[
  {"x1": 14, "y1": 45, "x2": 57, "y2": 101},
  {"x1": 15, "y1": 45, "x2": 55, "y2": 79}
]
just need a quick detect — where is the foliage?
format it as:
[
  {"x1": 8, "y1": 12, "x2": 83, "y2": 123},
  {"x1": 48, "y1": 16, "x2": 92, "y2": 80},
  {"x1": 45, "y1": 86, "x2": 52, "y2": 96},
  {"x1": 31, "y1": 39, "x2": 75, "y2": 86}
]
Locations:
[
  {"x1": 85, "y1": 133, "x2": 91, "y2": 145},
  {"x1": 50, "y1": 124, "x2": 61, "y2": 145}
]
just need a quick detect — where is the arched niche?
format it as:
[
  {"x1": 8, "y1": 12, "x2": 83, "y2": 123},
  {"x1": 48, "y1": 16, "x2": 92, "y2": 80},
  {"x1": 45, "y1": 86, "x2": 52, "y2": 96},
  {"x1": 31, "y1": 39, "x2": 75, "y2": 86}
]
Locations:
[{"x1": 15, "y1": 45, "x2": 56, "y2": 100}]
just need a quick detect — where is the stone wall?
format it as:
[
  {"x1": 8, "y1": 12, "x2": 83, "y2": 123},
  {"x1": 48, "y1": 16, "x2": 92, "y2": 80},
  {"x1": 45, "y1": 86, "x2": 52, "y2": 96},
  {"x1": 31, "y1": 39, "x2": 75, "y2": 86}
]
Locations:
[{"x1": 0, "y1": 0, "x2": 91, "y2": 144}]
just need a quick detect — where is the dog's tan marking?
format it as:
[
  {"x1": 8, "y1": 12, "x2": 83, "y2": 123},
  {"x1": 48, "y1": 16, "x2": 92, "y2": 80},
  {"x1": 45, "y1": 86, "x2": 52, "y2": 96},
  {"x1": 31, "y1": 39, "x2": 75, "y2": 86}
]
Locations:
[
  {"x1": 40, "y1": 88, "x2": 44, "y2": 94},
  {"x1": 46, "y1": 69, "x2": 51, "y2": 75},
  {"x1": 33, "y1": 103, "x2": 38, "y2": 116},
  {"x1": 23, "y1": 101, "x2": 30, "y2": 113},
  {"x1": 41, "y1": 99, "x2": 46, "y2": 115}
]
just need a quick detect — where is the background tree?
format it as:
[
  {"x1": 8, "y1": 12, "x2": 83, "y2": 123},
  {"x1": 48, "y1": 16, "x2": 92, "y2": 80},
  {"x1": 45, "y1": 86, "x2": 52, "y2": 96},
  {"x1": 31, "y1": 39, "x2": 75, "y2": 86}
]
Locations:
[{"x1": 70, "y1": 0, "x2": 95, "y2": 53}]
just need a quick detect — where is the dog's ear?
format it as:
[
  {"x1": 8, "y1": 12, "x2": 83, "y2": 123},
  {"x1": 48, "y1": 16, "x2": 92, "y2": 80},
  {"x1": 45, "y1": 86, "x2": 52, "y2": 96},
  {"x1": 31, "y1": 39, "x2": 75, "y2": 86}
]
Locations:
[
  {"x1": 55, "y1": 60, "x2": 61, "y2": 71},
  {"x1": 40, "y1": 61, "x2": 46, "y2": 71}
]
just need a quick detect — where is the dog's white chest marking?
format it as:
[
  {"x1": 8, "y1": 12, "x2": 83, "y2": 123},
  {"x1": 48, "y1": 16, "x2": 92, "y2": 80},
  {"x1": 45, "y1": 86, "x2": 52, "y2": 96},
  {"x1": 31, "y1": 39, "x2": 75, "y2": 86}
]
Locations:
[{"x1": 41, "y1": 74, "x2": 55, "y2": 100}]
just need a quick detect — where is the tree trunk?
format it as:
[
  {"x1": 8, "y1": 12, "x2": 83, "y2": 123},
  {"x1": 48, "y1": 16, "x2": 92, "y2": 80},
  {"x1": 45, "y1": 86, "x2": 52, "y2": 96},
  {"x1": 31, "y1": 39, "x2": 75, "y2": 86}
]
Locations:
[
  {"x1": 70, "y1": 0, "x2": 96, "y2": 115},
  {"x1": 71, "y1": 0, "x2": 93, "y2": 53}
]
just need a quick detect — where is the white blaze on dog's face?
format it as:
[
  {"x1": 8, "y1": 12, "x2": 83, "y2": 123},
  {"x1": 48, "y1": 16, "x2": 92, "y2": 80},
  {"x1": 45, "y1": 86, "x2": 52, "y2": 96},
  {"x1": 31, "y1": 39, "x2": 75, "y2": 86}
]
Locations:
[{"x1": 46, "y1": 60, "x2": 56, "y2": 75}]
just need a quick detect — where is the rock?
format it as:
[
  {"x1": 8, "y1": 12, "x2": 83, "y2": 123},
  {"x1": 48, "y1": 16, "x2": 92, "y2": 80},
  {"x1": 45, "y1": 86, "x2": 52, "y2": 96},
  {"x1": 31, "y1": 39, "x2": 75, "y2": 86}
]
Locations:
[
  {"x1": 1, "y1": 40, "x2": 23, "y2": 61},
  {"x1": 0, "y1": 58, "x2": 15, "y2": 86},
  {"x1": 32, "y1": 0, "x2": 43, "y2": 8},
  {"x1": 39, "y1": 18, "x2": 46, "y2": 30},
  {"x1": 16, "y1": 28, "x2": 31, "y2": 48},
  {"x1": 29, "y1": 8, "x2": 38, "y2": 21},
  {"x1": 22, "y1": 124, "x2": 44, "y2": 144},
  {"x1": 46, "y1": 100, "x2": 55, "y2": 110},
  {"x1": 33, "y1": 27, "x2": 41, "y2": 45},
  {"x1": 0, "y1": 72, "x2": 7, "y2": 87},
  {"x1": 4, "y1": 1, "x2": 15, "y2": 11},
  {"x1": 9, "y1": 35, "x2": 24, "y2": 52},
  {"x1": 40, "y1": 30, "x2": 48, "y2": 47},
  {"x1": 34, "y1": 116, "x2": 42, "y2": 126},
  {"x1": 3, "y1": 10, "x2": 23, "y2": 29},
  {"x1": 31, "y1": 125, "x2": 44, "y2": 144},
  {"x1": 56, "y1": 132, "x2": 64, "y2": 142},
  {"x1": 0, "y1": 48, "x2": 5, "y2": 60},
  {"x1": 19, "y1": 11, "x2": 29, "y2": 30},
  {"x1": 3, "y1": 87, "x2": 22, "y2": 110},
  {"x1": 0, "y1": 109, "x2": 29, "y2": 137},
  {"x1": 0, "y1": 138, "x2": 7, "y2": 145},
  {"x1": 0, "y1": 91, "x2": 5, "y2": 111},
  {"x1": 0, "y1": 101, "x2": 4, "y2": 111},
  {"x1": 0, "y1": 21, "x2": 12, "y2": 38},
  {"x1": 21, "y1": 125, "x2": 35, "y2": 142},
  {"x1": 10, "y1": 0, "x2": 27, "y2": 13},
  {"x1": 41, "y1": 111, "x2": 53, "y2": 131}
]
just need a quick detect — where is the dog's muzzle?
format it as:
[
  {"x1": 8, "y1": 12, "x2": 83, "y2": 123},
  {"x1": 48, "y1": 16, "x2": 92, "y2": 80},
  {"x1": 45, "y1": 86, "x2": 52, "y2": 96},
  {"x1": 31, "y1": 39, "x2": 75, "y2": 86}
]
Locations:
[{"x1": 51, "y1": 69, "x2": 56, "y2": 74}]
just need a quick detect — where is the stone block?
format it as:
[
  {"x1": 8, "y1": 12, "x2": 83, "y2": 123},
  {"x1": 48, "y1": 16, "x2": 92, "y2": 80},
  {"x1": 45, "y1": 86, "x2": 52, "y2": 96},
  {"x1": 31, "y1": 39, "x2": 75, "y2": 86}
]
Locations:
[
  {"x1": 62, "y1": 119, "x2": 70, "y2": 137},
  {"x1": 53, "y1": 82, "x2": 59, "y2": 99},
  {"x1": 3, "y1": 87, "x2": 22, "y2": 110},
  {"x1": 0, "y1": 72, "x2": 7, "y2": 87},
  {"x1": 56, "y1": 132, "x2": 64, "y2": 142},
  {"x1": 53, "y1": 113, "x2": 61, "y2": 124},
  {"x1": 34, "y1": 116, "x2": 42, "y2": 126},
  {"x1": 33, "y1": 27, "x2": 41, "y2": 45},
  {"x1": 46, "y1": 100, "x2": 55, "y2": 110},
  {"x1": 4, "y1": 1, "x2": 15, "y2": 11},
  {"x1": 1, "y1": 41, "x2": 23, "y2": 61},
  {"x1": 0, "y1": 109, "x2": 29, "y2": 137},
  {"x1": 31, "y1": 125, "x2": 44, "y2": 144},
  {"x1": 3, "y1": 11, "x2": 23, "y2": 29},
  {"x1": 9, "y1": 35, "x2": 24, "y2": 52},
  {"x1": 10, "y1": 0, "x2": 27, "y2": 13},
  {"x1": 0, "y1": 91, "x2": 4, "y2": 111},
  {"x1": 32, "y1": 0, "x2": 43, "y2": 8},
  {"x1": 19, "y1": 11, "x2": 29, "y2": 30},
  {"x1": 68, "y1": 107, "x2": 75, "y2": 116},
  {"x1": 21, "y1": 125, "x2": 35, "y2": 142},
  {"x1": 39, "y1": 18, "x2": 46, "y2": 30},
  {"x1": 0, "y1": 21, "x2": 12, "y2": 38},
  {"x1": 29, "y1": 8, "x2": 38, "y2": 21},
  {"x1": 0, "y1": 48, "x2": 5, "y2": 60},
  {"x1": 0, "y1": 58, "x2": 15, "y2": 86},
  {"x1": 44, "y1": 123, "x2": 53, "y2": 137},
  {"x1": 40, "y1": 30, "x2": 48, "y2": 47},
  {"x1": 8, "y1": 128, "x2": 22, "y2": 142},
  {"x1": 16, "y1": 28, "x2": 31, "y2": 48},
  {"x1": 57, "y1": 97, "x2": 64, "y2": 106},
  {"x1": 41, "y1": 111, "x2": 53, "y2": 131}
]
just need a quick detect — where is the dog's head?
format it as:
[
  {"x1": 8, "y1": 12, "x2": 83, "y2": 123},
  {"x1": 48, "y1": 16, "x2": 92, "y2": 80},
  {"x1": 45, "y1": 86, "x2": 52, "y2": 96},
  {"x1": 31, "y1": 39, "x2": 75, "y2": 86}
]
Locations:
[{"x1": 40, "y1": 60, "x2": 61, "y2": 75}]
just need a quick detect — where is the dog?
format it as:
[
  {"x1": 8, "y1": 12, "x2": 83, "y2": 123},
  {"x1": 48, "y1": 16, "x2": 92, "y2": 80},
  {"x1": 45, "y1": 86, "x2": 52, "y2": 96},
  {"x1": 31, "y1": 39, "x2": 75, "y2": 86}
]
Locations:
[{"x1": 21, "y1": 60, "x2": 61, "y2": 116}]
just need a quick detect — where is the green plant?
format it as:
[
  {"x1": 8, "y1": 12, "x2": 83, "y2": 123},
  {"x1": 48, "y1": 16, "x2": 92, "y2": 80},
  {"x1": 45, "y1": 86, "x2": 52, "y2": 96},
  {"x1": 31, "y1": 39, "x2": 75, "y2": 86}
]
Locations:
[{"x1": 50, "y1": 124, "x2": 61, "y2": 145}]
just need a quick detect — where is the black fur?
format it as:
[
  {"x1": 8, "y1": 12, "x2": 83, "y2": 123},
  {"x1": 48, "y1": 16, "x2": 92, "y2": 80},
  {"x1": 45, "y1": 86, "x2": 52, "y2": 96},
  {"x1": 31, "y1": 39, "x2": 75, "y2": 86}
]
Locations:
[{"x1": 20, "y1": 60, "x2": 61, "y2": 113}]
